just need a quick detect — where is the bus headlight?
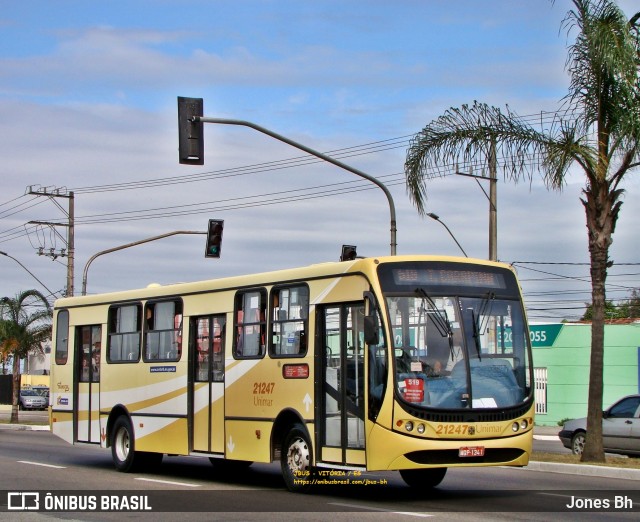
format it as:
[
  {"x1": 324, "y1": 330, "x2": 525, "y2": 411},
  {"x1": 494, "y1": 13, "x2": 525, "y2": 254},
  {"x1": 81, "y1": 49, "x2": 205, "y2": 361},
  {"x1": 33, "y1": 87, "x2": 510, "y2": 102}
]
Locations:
[
  {"x1": 417, "y1": 423, "x2": 425, "y2": 434},
  {"x1": 405, "y1": 421, "x2": 414, "y2": 432},
  {"x1": 520, "y1": 419, "x2": 528, "y2": 430},
  {"x1": 512, "y1": 422, "x2": 520, "y2": 432}
]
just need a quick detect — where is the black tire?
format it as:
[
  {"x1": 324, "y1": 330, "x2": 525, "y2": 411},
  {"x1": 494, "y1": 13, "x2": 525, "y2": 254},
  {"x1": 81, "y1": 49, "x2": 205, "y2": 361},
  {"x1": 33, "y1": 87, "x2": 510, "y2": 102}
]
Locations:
[
  {"x1": 111, "y1": 415, "x2": 138, "y2": 472},
  {"x1": 399, "y1": 467, "x2": 447, "y2": 488},
  {"x1": 110, "y1": 415, "x2": 162, "y2": 472},
  {"x1": 571, "y1": 431, "x2": 586, "y2": 456},
  {"x1": 281, "y1": 423, "x2": 313, "y2": 493}
]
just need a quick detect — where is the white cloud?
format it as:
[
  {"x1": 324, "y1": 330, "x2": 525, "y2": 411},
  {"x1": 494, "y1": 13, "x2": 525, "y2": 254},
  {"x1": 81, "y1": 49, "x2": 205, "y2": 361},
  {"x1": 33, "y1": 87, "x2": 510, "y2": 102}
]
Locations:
[{"x1": 0, "y1": 0, "x2": 638, "y2": 323}]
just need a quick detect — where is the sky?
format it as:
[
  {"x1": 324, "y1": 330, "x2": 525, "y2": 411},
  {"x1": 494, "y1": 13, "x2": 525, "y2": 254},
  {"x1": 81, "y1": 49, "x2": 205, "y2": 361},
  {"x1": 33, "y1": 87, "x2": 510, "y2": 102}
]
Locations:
[{"x1": 1, "y1": 0, "x2": 639, "y2": 322}]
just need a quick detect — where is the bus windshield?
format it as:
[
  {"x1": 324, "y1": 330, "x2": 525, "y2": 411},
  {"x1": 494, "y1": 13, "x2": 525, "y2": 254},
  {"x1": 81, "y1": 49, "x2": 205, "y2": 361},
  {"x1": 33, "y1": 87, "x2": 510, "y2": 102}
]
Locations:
[{"x1": 378, "y1": 262, "x2": 532, "y2": 411}]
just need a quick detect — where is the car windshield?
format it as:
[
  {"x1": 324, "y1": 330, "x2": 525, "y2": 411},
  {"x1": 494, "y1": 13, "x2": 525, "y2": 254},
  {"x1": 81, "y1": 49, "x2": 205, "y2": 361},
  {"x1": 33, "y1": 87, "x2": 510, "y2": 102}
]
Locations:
[{"x1": 21, "y1": 390, "x2": 39, "y2": 397}]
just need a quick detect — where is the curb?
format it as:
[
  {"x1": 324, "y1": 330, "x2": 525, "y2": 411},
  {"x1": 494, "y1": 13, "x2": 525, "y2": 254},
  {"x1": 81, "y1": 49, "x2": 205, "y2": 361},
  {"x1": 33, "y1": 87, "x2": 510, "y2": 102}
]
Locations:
[
  {"x1": 0, "y1": 424, "x2": 50, "y2": 431},
  {"x1": 533, "y1": 435, "x2": 560, "y2": 441},
  {"x1": 526, "y1": 460, "x2": 640, "y2": 481}
]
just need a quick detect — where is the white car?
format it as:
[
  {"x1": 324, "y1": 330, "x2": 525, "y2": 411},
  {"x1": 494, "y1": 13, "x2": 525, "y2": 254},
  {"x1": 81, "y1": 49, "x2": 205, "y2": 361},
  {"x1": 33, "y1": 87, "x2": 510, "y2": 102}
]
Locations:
[
  {"x1": 558, "y1": 394, "x2": 640, "y2": 457},
  {"x1": 19, "y1": 389, "x2": 48, "y2": 410}
]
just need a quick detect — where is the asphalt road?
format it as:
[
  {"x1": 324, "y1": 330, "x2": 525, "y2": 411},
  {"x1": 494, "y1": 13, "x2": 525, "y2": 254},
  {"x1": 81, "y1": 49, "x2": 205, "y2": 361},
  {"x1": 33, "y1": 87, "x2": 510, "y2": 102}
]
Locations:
[{"x1": 0, "y1": 429, "x2": 638, "y2": 521}]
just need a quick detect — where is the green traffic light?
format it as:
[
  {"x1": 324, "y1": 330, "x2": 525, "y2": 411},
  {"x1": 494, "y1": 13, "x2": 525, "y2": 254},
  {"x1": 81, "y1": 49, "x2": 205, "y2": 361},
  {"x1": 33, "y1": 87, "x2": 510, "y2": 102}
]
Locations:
[{"x1": 205, "y1": 219, "x2": 224, "y2": 258}]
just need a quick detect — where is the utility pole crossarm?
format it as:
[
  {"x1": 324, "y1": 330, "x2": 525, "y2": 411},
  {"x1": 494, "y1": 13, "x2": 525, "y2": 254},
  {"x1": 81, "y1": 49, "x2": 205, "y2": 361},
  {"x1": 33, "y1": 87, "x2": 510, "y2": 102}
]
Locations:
[
  {"x1": 26, "y1": 187, "x2": 74, "y2": 296},
  {"x1": 194, "y1": 116, "x2": 397, "y2": 256}
]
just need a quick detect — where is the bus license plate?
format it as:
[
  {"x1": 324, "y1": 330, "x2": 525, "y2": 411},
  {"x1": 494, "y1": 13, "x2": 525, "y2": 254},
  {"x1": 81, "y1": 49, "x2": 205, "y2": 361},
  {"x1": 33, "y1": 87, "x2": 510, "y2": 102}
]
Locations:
[{"x1": 459, "y1": 446, "x2": 485, "y2": 457}]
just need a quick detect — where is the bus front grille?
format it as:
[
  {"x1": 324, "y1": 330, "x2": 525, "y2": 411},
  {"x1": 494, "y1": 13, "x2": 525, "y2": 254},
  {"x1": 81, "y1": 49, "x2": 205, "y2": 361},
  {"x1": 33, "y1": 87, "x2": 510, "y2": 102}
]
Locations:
[{"x1": 405, "y1": 448, "x2": 525, "y2": 466}]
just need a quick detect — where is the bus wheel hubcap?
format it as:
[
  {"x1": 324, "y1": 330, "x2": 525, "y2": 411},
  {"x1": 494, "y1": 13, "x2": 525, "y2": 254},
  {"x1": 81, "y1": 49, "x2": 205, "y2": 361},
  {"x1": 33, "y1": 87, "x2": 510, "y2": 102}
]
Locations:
[
  {"x1": 116, "y1": 428, "x2": 130, "y2": 461},
  {"x1": 287, "y1": 437, "x2": 309, "y2": 472}
]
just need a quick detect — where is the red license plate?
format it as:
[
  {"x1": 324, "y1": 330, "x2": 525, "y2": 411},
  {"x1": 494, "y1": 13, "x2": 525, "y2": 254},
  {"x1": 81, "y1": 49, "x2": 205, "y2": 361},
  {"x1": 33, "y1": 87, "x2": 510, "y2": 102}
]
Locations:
[{"x1": 459, "y1": 446, "x2": 485, "y2": 457}]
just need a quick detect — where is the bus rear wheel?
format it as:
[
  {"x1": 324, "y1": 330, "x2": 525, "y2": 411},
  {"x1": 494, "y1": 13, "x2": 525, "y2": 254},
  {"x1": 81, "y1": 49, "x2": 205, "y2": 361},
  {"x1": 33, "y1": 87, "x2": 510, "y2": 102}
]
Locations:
[
  {"x1": 111, "y1": 415, "x2": 162, "y2": 472},
  {"x1": 400, "y1": 467, "x2": 447, "y2": 488},
  {"x1": 281, "y1": 423, "x2": 313, "y2": 493}
]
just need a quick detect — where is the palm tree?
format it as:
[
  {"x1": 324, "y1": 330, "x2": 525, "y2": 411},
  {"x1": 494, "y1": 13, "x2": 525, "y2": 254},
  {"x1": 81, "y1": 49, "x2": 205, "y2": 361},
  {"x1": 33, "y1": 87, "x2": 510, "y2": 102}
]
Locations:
[
  {"x1": 405, "y1": 0, "x2": 639, "y2": 462},
  {"x1": 0, "y1": 290, "x2": 52, "y2": 423}
]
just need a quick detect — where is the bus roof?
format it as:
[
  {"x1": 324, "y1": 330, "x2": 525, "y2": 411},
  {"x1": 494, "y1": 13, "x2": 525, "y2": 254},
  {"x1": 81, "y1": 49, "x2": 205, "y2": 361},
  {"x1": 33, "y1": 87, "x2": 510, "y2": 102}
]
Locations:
[{"x1": 57, "y1": 254, "x2": 513, "y2": 309}]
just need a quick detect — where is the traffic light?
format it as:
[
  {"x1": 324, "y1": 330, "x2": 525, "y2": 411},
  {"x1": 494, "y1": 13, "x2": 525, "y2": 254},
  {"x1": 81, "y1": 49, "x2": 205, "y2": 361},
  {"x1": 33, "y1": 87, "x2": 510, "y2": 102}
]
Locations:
[
  {"x1": 205, "y1": 219, "x2": 224, "y2": 258},
  {"x1": 178, "y1": 96, "x2": 204, "y2": 165}
]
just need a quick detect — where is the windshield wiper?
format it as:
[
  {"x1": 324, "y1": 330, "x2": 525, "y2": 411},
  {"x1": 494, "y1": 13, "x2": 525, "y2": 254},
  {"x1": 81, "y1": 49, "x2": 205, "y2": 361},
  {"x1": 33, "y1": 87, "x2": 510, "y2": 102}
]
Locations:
[
  {"x1": 466, "y1": 292, "x2": 495, "y2": 361},
  {"x1": 467, "y1": 308, "x2": 482, "y2": 361},
  {"x1": 415, "y1": 288, "x2": 455, "y2": 361},
  {"x1": 478, "y1": 292, "x2": 495, "y2": 334}
]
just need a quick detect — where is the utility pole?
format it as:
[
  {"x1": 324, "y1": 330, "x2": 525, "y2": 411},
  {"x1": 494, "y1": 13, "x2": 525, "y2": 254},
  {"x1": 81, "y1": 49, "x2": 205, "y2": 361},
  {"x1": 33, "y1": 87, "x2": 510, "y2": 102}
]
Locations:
[
  {"x1": 488, "y1": 137, "x2": 497, "y2": 262},
  {"x1": 456, "y1": 136, "x2": 498, "y2": 261},
  {"x1": 27, "y1": 187, "x2": 75, "y2": 296}
]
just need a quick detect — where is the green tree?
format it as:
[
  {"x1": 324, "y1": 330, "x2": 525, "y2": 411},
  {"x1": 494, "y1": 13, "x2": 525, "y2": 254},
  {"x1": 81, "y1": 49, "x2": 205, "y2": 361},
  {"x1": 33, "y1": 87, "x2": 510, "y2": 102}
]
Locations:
[
  {"x1": 581, "y1": 300, "x2": 622, "y2": 320},
  {"x1": 582, "y1": 288, "x2": 640, "y2": 319},
  {"x1": 405, "y1": 0, "x2": 640, "y2": 462},
  {"x1": 0, "y1": 290, "x2": 52, "y2": 423},
  {"x1": 627, "y1": 288, "x2": 640, "y2": 317}
]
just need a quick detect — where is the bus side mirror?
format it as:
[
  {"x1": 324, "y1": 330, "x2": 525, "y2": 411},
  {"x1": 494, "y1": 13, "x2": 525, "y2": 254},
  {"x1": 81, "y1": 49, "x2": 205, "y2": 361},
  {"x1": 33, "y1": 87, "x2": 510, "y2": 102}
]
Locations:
[
  {"x1": 364, "y1": 315, "x2": 379, "y2": 346},
  {"x1": 363, "y1": 291, "x2": 380, "y2": 345}
]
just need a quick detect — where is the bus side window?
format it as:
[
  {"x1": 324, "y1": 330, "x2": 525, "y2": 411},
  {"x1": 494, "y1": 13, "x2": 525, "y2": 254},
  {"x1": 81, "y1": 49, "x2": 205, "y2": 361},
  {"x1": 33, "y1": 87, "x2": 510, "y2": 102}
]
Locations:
[
  {"x1": 234, "y1": 289, "x2": 266, "y2": 358},
  {"x1": 270, "y1": 285, "x2": 309, "y2": 357},
  {"x1": 54, "y1": 310, "x2": 69, "y2": 365},
  {"x1": 107, "y1": 304, "x2": 141, "y2": 363},
  {"x1": 144, "y1": 300, "x2": 183, "y2": 362}
]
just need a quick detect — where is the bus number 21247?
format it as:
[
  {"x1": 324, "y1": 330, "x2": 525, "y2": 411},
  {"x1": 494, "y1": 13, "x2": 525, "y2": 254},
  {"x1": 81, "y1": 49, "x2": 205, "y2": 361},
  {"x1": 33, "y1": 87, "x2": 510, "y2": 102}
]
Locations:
[{"x1": 253, "y1": 382, "x2": 275, "y2": 394}]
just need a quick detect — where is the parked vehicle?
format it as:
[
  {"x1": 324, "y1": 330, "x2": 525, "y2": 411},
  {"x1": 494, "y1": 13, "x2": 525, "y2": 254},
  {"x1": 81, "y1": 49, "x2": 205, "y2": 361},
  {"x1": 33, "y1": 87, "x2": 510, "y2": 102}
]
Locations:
[
  {"x1": 32, "y1": 386, "x2": 50, "y2": 401},
  {"x1": 559, "y1": 394, "x2": 640, "y2": 457},
  {"x1": 19, "y1": 389, "x2": 48, "y2": 410}
]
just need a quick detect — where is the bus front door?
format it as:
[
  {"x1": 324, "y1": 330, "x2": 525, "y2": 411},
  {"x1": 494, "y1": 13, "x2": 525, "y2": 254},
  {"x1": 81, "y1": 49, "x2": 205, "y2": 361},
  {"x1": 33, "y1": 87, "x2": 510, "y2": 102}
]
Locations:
[
  {"x1": 318, "y1": 303, "x2": 366, "y2": 466},
  {"x1": 190, "y1": 315, "x2": 226, "y2": 454},
  {"x1": 74, "y1": 325, "x2": 101, "y2": 444}
]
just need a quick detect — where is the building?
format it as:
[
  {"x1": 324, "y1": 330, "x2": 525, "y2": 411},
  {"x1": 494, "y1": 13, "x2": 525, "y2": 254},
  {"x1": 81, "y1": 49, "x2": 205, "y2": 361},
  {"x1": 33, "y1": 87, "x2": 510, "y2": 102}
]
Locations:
[{"x1": 531, "y1": 321, "x2": 640, "y2": 426}]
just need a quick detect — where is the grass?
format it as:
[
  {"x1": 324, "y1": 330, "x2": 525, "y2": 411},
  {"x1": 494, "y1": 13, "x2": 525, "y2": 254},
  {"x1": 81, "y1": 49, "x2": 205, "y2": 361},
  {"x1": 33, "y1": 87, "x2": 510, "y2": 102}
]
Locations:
[{"x1": 532, "y1": 451, "x2": 640, "y2": 469}]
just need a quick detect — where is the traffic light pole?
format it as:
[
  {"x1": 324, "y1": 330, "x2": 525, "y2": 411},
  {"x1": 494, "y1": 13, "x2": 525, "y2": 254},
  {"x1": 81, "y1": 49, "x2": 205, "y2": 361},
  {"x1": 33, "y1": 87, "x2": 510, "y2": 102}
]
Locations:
[
  {"x1": 81, "y1": 230, "x2": 205, "y2": 295},
  {"x1": 194, "y1": 117, "x2": 397, "y2": 256}
]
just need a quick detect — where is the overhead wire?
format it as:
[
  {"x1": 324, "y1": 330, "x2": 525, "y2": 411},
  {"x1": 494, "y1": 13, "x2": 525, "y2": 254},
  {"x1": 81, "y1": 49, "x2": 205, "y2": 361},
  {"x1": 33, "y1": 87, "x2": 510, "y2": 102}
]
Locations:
[{"x1": 0, "y1": 109, "x2": 631, "y2": 319}]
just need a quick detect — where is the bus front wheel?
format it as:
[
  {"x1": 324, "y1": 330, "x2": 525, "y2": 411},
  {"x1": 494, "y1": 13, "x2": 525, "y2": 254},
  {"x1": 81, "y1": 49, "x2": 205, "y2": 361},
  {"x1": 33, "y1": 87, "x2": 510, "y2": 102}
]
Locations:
[
  {"x1": 400, "y1": 467, "x2": 447, "y2": 488},
  {"x1": 281, "y1": 423, "x2": 313, "y2": 493}
]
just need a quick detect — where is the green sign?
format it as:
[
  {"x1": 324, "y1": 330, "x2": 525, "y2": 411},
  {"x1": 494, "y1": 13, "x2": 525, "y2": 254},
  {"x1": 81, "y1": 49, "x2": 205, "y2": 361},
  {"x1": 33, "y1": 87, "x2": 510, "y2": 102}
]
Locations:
[
  {"x1": 528, "y1": 324, "x2": 562, "y2": 348},
  {"x1": 497, "y1": 323, "x2": 563, "y2": 349}
]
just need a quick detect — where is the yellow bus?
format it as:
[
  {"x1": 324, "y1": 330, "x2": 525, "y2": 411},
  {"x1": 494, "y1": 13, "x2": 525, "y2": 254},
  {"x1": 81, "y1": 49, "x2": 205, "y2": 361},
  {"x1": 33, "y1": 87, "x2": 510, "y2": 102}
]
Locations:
[{"x1": 50, "y1": 255, "x2": 534, "y2": 492}]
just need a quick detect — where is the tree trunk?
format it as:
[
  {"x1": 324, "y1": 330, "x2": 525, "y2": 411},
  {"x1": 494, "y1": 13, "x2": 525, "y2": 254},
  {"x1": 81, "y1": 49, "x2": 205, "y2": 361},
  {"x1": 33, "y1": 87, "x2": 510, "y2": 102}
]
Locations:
[
  {"x1": 580, "y1": 181, "x2": 617, "y2": 463},
  {"x1": 10, "y1": 354, "x2": 20, "y2": 424}
]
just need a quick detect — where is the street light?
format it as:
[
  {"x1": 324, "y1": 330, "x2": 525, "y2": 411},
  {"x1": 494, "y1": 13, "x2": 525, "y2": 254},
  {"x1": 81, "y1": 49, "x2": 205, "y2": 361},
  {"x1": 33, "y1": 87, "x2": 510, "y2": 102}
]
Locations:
[
  {"x1": 0, "y1": 250, "x2": 58, "y2": 297},
  {"x1": 82, "y1": 230, "x2": 206, "y2": 295},
  {"x1": 426, "y1": 213, "x2": 468, "y2": 258}
]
